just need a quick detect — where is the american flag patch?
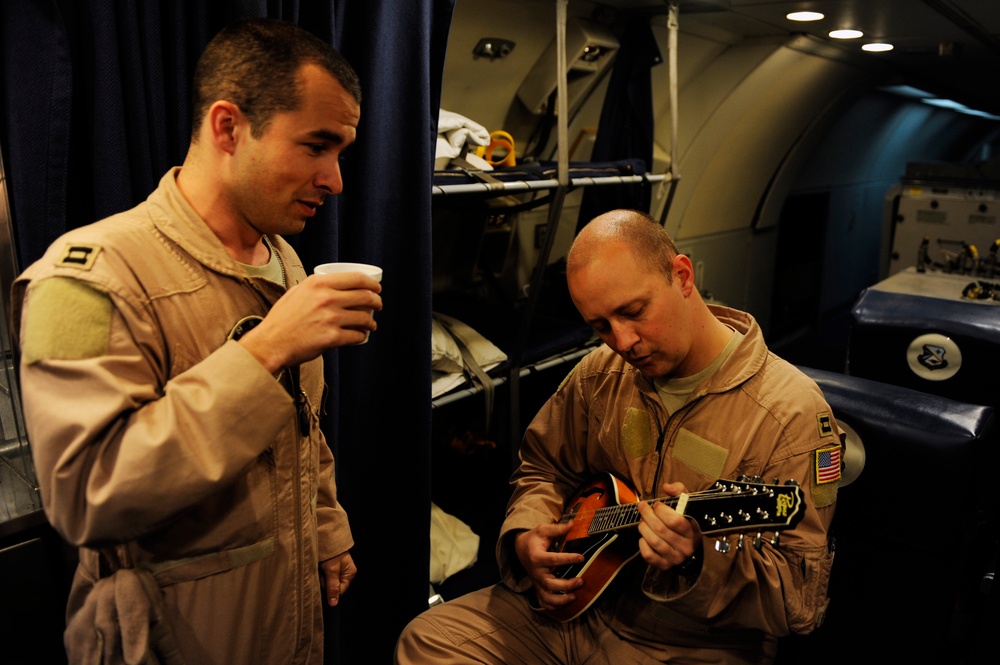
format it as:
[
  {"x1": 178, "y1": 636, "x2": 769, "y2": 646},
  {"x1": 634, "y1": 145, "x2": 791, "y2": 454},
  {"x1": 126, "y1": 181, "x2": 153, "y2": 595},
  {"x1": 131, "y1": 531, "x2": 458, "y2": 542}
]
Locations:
[{"x1": 815, "y1": 445, "x2": 841, "y2": 484}]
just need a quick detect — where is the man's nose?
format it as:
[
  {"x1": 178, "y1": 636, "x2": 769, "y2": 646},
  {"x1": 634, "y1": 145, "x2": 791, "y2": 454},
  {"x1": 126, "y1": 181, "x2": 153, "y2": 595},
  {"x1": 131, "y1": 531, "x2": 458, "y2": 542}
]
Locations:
[
  {"x1": 609, "y1": 322, "x2": 639, "y2": 353},
  {"x1": 315, "y1": 158, "x2": 344, "y2": 194}
]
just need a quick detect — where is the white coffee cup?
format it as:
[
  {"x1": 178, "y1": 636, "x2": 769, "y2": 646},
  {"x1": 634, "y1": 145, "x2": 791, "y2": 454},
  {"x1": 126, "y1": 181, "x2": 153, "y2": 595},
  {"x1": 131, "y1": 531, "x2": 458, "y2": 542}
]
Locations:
[
  {"x1": 314, "y1": 262, "x2": 383, "y2": 343},
  {"x1": 314, "y1": 262, "x2": 383, "y2": 281}
]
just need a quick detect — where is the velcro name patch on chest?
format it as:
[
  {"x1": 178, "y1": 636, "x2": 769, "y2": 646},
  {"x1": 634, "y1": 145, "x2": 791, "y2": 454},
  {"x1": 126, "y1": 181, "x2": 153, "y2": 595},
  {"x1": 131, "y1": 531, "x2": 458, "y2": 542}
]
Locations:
[{"x1": 621, "y1": 407, "x2": 653, "y2": 458}]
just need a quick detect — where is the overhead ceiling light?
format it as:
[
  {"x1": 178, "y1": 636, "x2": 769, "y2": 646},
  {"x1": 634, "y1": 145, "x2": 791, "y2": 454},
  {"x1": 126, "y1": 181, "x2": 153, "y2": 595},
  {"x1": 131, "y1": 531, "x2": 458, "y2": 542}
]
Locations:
[
  {"x1": 787, "y1": 11, "x2": 825, "y2": 22},
  {"x1": 880, "y1": 85, "x2": 934, "y2": 99},
  {"x1": 923, "y1": 98, "x2": 967, "y2": 111},
  {"x1": 829, "y1": 29, "x2": 863, "y2": 39},
  {"x1": 862, "y1": 43, "x2": 894, "y2": 52},
  {"x1": 879, "y1": 85, "x2": 1000, "y2": 121},
  {"x1": 919, "y1": 98, "x2": 1000, "y2": 120}
]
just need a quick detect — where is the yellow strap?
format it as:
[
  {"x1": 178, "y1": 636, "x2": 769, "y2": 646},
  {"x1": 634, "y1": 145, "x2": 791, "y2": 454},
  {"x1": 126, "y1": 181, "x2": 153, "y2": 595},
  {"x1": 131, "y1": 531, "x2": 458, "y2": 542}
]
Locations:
[{"x1": 476, "y1": 130, "x2": 517, "y2": 167}]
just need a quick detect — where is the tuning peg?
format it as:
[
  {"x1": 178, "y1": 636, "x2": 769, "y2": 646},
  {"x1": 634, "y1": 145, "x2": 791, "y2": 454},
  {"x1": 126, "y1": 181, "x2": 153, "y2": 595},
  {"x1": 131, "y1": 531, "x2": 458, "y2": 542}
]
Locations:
[
  {"x1": 771, "y1": 533, "x2": 781, "y2": 547},
  {"x1": 784, "y1": 478, "x2": 800, "y2": 486},
  {"x1": 753, "y1": 532, "x2": 764, "y2": 550},
  {"x1": 771, "y1": 477, "x2": 779, "y2": 484},
  {"x1": 714, "y1": 539, "x2": 731, "y2": 555},
  {"x1": 736, "y1": 534, "x2": 745, "y2": 551}
]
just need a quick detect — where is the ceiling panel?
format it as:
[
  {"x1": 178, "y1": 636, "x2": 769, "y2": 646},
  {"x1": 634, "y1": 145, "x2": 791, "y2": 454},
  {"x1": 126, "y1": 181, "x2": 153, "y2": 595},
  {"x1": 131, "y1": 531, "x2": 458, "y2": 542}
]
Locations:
[{"x1": 670, "y1": 0, "x2": 1000, "y2": 115}]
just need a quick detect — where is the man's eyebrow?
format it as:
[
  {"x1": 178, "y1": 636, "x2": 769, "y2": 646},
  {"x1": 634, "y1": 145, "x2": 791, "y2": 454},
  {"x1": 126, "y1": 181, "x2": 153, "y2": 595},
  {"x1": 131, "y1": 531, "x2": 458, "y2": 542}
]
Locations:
[
  {"x1": 588, "y1": 298, "x2": 645, "y2": 325},
  {"x1": 307, "y1": 129, "x2": 347, "y2": 144},
  {"x1": 601, "y1": 298, "x2": 649, "y2": 318}
]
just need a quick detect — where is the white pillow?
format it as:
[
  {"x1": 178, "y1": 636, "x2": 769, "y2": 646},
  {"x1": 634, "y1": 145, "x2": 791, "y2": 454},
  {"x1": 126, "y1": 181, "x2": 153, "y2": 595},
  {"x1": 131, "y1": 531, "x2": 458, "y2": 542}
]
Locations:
[
  {"x1": 432, "y1": 313, "x2": 507, "y2": 369},
  {"x1": 431, "y1": 316, "x2": 464, "y2": 373}
]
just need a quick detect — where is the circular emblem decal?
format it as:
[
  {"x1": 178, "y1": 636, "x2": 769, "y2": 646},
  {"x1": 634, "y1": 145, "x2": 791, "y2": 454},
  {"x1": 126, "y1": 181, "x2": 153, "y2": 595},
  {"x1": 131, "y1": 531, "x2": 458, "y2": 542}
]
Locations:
[
  {"x1": 837, "y1": 419, "x2": 865, "y2": 487},
  {"x1": 228, "y1": 315, "x2": 264, "y2": 341},
  {"x1": 906, "y1": 333, "x2": 961, "y2": 381}
]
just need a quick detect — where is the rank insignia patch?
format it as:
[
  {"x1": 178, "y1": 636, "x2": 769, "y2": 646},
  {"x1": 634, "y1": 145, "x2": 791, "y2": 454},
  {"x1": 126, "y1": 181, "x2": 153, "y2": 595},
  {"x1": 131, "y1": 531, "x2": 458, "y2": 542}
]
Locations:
[
  {"x1": 58, "y1": 243, "x2": 102, "y2": 270},
  {"x1": 816, "y1": 412, "x2": 834, "y2": 438},
  {"x1": 815, "y1": 445, "x2": 842, "y2": 485}
]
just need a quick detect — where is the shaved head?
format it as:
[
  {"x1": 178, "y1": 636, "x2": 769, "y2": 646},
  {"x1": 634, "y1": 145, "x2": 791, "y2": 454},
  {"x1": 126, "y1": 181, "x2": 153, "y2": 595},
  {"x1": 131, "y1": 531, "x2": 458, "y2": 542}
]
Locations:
[
  {"x1": 568, "y1": 209, "x2": 678, "y2": 282},
  {"x1": 565, "y1": 208, "x2": 731, "y2": 378}
]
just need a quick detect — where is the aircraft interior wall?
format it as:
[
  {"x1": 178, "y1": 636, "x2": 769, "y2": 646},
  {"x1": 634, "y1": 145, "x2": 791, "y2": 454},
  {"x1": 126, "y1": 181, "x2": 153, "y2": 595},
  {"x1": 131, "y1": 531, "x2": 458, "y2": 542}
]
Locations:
[
  {"x1": 656, "y1": 41, "x2": 871, "y2": 338},
  {"x1": 774, "y1": 89, "x2": 1000, "y2": 363},
  {"x1": 661, "y1": 29, "x2": 999, "y2": 359}
]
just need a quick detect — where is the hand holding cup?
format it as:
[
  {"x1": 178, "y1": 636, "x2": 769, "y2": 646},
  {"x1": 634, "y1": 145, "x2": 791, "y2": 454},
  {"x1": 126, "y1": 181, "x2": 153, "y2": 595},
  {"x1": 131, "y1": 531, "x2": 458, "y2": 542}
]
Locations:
[{"x1": 313, "y1": 262, "x2": 383, "y2": 344}]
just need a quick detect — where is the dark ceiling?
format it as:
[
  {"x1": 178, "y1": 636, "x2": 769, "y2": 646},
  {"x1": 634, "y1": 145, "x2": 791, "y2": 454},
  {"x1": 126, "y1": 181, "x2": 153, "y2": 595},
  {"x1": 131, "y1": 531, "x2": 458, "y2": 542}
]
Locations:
[{"x1": 622, "y1": 0, "x2": 1000, "y2": 117}]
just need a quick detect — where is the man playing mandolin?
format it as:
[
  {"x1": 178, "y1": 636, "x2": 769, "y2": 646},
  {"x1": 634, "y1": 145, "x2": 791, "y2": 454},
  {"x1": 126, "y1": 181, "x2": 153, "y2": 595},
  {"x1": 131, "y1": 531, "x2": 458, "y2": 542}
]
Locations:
[{"x1": 396, "y1": 209, "x2": 842, "y2": 664}]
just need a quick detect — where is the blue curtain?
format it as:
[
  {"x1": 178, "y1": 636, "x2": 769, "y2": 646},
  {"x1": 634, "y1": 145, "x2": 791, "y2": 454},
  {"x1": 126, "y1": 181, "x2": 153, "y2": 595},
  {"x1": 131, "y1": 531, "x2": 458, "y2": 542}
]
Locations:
[
  {"x1": 319, "y1": 2, "x2": 454, "y2": 662},
  {"x1": 0, "y1": 1, "x2": 453, "y2": 662}
]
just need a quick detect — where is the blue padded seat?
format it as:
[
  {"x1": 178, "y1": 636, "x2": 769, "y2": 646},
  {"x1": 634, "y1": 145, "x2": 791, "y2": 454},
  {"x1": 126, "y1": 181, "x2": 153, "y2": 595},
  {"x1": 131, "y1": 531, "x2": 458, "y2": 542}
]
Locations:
[
  {"x1": 776, "y1": 367, "x2": 997, "y2": 665},
  {"x1": 848, "y1": 281, "x2": 1000, "y2": 409}
]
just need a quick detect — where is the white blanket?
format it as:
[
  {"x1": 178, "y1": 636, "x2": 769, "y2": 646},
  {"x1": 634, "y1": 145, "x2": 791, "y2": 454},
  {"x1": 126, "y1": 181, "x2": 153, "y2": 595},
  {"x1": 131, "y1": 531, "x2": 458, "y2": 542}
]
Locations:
[
  {"x1": 430, "y1": 503, "x2": 480, "y2": 584},
  {"x1": 436, "y1": 109, "x2": 492, "y2": 170}
]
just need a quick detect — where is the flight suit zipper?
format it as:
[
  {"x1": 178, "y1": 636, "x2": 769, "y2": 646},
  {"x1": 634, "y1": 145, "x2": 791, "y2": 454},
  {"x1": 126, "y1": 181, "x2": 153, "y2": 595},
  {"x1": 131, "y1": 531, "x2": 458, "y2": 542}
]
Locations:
[{"x1": 245, "y1": 238, "x2": 309, "y2": 649}]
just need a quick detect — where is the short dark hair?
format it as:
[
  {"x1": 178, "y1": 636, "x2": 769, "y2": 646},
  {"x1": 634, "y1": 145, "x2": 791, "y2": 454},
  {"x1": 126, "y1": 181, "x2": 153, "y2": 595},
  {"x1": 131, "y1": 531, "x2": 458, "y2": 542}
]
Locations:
[
  {"x1": 191, "y1": 17, "x2": 361, "y2": 140},
  {"x1": 617, "y1": 210, "x2": 679, "y2": 281}
]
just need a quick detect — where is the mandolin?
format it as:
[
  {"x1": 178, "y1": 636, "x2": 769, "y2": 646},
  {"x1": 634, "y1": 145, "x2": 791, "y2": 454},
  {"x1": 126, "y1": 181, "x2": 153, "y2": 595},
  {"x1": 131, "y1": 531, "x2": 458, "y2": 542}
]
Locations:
[{"x1": 540, "y1": 473, "x2": 804, "y2": 622}]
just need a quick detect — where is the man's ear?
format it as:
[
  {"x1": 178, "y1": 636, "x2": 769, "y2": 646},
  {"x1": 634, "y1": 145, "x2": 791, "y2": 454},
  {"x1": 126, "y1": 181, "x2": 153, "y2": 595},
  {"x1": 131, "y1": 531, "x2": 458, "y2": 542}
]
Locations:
[
  {"x1": 673, "y1": 253, "x2": 696, "y2": 295},
  {"x1": 205, "y1": 100, "x2": 244, "y2": 155}
]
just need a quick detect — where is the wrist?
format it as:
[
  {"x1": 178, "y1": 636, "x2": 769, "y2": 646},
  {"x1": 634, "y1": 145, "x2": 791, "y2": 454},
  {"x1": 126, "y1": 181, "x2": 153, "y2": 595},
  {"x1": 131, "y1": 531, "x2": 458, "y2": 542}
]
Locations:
[
  {"x1": 237, "y1": 329, "x2": 287, "y2": 376},
  {"x1": 675, "y1": 551, "x2": 702, "y2": 581}
]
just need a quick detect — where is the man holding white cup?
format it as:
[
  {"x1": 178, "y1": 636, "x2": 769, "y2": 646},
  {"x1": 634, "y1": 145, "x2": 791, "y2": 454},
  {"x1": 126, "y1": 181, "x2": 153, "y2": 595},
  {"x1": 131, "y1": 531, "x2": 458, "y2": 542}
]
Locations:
[{"x1": 13, "y1": 18, "x2": 380, "y2": 664}]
